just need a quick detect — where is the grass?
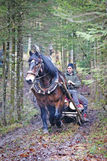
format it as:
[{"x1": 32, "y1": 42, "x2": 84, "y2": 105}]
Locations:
[
  {"x1": 0, "y1": 108, "x2": 39, "y2": 136},
  {"x1": 0, "y1": 123, "x2": 23, "y2": 135},
  {"x1": 0, "y1": 95, "x2": 39, "y2": 135},
  {"x1": 87, "y1": 111, "x2": 107, "y2": 158},
  {"x1": 0, "y1": 67, "x2": 2, "y2": 77}
]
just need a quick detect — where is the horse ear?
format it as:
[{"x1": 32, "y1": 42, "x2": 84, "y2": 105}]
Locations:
[
  {"x1": 29, "y1": 51, "x2": 33, "y2": 56},
  {"x1": 35, "y1": 51, "x2": 41, "y2": 57}
]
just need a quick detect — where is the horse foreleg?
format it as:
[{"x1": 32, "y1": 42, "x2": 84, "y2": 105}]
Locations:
[
  {"x1": 40, "y1": 106, "x2": 48, "y2": 133},
  {"x1": 47, "y1": 105, "x2": 55, "y2": 126},
  {"x1": 55, "y1": 99, "x2": 62, "y2": 118},
  {"x1": 54, "y1": 101, "x2": 63, "y2": 128}
]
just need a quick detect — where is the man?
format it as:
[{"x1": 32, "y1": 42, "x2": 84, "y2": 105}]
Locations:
[{"x1": 65, "y1": 63, "x2": 89, "y2": 122}]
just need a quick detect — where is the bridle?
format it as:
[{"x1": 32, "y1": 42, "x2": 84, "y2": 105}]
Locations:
[
  {"x1": 27, "y1": 71, "x2": 36, "y2": 76},
  {"x1": 27, "y1": 58, "x2": 45, "y2": 78}
]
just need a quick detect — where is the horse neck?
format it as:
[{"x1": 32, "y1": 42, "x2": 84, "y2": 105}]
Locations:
[{"x1": 39, "y1": 73, "x2": 52, "y2": 87}]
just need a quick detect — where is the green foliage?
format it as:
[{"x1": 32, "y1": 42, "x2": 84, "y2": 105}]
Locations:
[
  {"x1": 82, "y1": 79, "x2": 94, "y2": 86},
  {"x1": 78, "y1": 58, "x2": 90, "y2": 68},
  {"x1": 0, "y1": 123, "x2": 23, "y2": 135},
  {"x1": 76, "y1": 31, "x2": 95, "y2": 42},
  {"x1": 89, "y1": 145, "x2": 97, "y2": 154},
  {"x1": 0, "y1": 67, "x2": 2, "y2": 77}
]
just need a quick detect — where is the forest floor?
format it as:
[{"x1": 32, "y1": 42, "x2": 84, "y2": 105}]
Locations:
[
  {"x1": 0, "y1": 61, "x2": 107, "y2": 161},
  {"x1": 0, "y1": 98, "x2": 107, "y2": 160}
]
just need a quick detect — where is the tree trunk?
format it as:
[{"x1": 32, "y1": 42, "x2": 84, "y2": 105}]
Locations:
[
  {"x1": 16, "y1": 17, "x2": 23, "y2": 120},
  {"x1": 72, "y1": 32, "x2": 76, "y2": 69},
  {"x1": 93, "y1": 41, "x2": 96, "y2": 68},
  {"x1": 2, "y1": 42, "x2": 8, "y2": 125},
  {"x1": 20, "y1": 32, "x2": 24, "y2": 110},
  {"x1": 61, "y1": 45, "x2": 64, "y2": 71},
  {"x1": 10, "y1": 27, "x2": 15, "y2": 115},
  {"x1": 28, "y1": 34, "x2": 31, "y2": 54}
]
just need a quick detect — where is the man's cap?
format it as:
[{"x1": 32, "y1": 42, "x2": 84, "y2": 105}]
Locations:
[{"x1": 67, "y1": 63, "x2": 74, "y2": 68}]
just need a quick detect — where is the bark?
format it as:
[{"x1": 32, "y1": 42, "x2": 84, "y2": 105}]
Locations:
[
  {"x1": 20, "y1": 32, "x2": 24, "y2": 110},
  {"x1": 10, "y1": 27, "x2": 15, "y2": 113},
  {"x1": 16, "y1": 17, "x2": 23, "y2": 120},
  {"x1": 61, "y1": 45, "x2": 64, "y2": 71},
  {"x1": 2, "y1": 42, "x2": 8, "y2": 125},
  {"x1": 72, "y1": 32, "x2": 76, "y2": 69},
  {"x1": 28, "y1": 34, "x2": 31, "y2": 54},
  {"x1": 55, "y1": 43, "x2": 60, "y2": 69},
  {"x1": 93, "y1": 41, "x2": 97, "y2": 68}
]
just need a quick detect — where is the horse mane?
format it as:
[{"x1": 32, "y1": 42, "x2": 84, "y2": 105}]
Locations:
[{"x1": 40, "y1": 54, "x2": 58, "y2": 77}]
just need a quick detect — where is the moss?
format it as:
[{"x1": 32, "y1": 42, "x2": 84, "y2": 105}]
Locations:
[
  {"x1": 0, "y1": 123, "x2": 23, "y2": 135},
  {"x1": 87, "y1": 111, "x2": 107, "y2": 158},
  {"x1": 89, "y1": 145, "x2": 97, "y2": 154},
  {"x1": 0, "y1": 67, "x2": 2, "y2": 77}
]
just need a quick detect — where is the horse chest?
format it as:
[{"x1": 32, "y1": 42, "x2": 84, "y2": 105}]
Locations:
[{"x1": 35, "y1": 90, "x2": 61, "y2": 106}]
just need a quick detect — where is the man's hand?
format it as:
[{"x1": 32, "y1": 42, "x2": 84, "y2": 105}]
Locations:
[{"x1": 68, "y1": 80, "x2": 75, "y2": 85}]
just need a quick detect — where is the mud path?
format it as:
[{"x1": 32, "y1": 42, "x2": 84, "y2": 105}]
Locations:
[{"x1": 0, "y1": 107, "x2": 106, "y2": 161}]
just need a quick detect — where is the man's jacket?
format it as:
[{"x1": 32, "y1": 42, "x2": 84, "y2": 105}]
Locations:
[{"x1": 65, "y1": 71, "x2": 81, "y2": 90}]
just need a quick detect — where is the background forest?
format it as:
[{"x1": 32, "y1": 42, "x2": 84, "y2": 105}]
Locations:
[
  {"x1": 0, "y1": 0, "x2": 106, "y2": 125},
  {"x1": 0, "y1": 0, "x2": 107, "y2": 160}
]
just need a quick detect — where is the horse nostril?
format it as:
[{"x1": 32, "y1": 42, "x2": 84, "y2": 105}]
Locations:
[{"x1": 26, "y1": 79, "x2": 32, "y2": 84}]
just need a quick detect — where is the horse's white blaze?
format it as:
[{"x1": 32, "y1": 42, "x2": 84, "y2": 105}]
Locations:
[{"x1": 26, "y1": 74, "x2": 35, "y2": 83}]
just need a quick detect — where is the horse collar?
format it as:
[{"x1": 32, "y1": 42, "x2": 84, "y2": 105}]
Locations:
[{"x1": 34, "y1": 78, "x2": 58, "y2": 95}]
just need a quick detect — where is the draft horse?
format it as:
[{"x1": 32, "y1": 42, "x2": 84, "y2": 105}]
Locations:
[{"x1": 26, "y1": 48, "x2": 67, "y2": 133}]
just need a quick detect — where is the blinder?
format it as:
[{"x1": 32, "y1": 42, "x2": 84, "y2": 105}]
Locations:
[{"x1": 27, "y1": 57, "x2": 44, "y2": 77}]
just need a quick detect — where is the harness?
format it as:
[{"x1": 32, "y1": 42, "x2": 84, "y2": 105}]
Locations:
[
  {"x1": 33, "y1": 75, "x2": 59, "y2": 95},
  {"x1": 31, "y1": 73, "x2": 65, "y2": 95}
]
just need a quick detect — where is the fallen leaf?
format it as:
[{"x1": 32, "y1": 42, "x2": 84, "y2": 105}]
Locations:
[
  {"x1": 39, "y1": 136, "x2": 43, "y2": 139},
  {"x1": 104, "y1": 136, "x2": 107, "y2": 143},
  {"x1": 29, "y1": 148, "x2": 35, "y2": 152},
  {"x1": 20, "y1": 152, "x2": 29, "y2": 158},
  {"x1": 42, "y1": 144, "x2": 47, "y2": 148},
  {"x1": 31, "y1": 143, "x2": 36, "y2": 146},
  {"x1": 83, "y1": 158, "x2": 89, "y2": 161}
]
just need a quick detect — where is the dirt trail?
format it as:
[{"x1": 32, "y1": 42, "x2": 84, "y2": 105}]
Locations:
[{"x1": 0, "y1": 106, "x2": 106, "y2": 161}]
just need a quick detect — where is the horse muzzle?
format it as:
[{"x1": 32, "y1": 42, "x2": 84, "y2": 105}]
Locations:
[
  {"x1": 26, "y1": 73, "x2": 35, "y2": 84},
  {"x1": 26, "y1": 79, "x2": 33, "y2": 84}
]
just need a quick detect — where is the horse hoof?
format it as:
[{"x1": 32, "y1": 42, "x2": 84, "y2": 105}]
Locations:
[
  {"x1": 56, "y1": 121, "x2": 62, "y2": 128},
  {"x1": 55, "y1": 115, "x2": 60, "y2": 120},
  {"x1": 43, "y1": 129, "x2": 49, "y2": 134},
  {"x1": 51, "y1": 123, "x2": 55, "y2": 126}
]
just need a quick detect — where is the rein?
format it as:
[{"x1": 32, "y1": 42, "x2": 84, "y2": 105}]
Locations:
[
  {"x1": 27, "y1": 69, "x2": 49, "y2": 80},
  {"x1": 35, "y1": 72, "x2": 49, "y2": 80},
  {"x1": 27, "y1": 71, "x2": 36, "y2": 76}
]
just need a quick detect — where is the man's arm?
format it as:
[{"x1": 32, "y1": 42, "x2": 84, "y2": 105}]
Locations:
[{"x1": 73, "y1": 75, "x2": 81, "y2": 88}]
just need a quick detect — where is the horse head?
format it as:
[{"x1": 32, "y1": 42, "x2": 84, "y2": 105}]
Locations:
[{"x1": 26, "y1": 51, "x2": 44, "y2": 84}]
